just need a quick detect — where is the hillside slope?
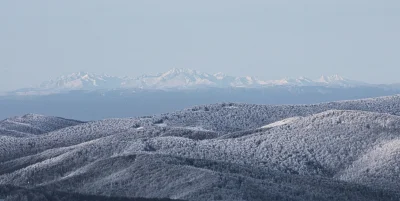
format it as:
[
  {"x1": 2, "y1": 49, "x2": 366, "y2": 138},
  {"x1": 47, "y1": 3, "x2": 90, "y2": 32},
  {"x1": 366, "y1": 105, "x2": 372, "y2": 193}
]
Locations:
[
  {"x1": 155, "y1": 94, "x2": 400, "y2": 132},
  {"x1": 0, "y1": 114, "x2": 84, "y2": 137},
  {"x1": 1, "y1": 95, "x2": 400, "y2": 200}
]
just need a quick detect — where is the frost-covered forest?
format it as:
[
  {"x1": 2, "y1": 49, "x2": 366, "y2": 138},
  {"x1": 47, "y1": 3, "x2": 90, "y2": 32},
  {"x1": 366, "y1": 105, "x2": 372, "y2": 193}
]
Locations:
[{"x1": 1, "y1": 95, "x2": 400, "y2": 201}]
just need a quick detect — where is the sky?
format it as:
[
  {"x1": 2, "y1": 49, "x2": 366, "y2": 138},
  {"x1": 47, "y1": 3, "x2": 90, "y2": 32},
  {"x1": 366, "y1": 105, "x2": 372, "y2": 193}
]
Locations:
[{"x1": 0, "y1": 0, "x2": 399, "y2": 91}]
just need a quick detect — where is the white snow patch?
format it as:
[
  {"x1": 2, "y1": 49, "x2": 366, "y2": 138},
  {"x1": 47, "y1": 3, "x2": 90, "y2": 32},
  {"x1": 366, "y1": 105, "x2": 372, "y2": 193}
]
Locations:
[
  {"x1": 155, "y1": 123, "x2": 167, "y2": 127},
  {"x1": 261, "y1": 117, "x2": 301, "y2": 128},
  {"x1": 181, "y1": 126, "x2": 210, "y2": 131}
]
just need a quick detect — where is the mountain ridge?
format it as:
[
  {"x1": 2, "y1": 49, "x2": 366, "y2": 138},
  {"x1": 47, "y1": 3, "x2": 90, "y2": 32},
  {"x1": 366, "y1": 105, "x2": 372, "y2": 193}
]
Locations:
[{"x1": 9, "y1": 68, "x2": 371, "y2": 95}]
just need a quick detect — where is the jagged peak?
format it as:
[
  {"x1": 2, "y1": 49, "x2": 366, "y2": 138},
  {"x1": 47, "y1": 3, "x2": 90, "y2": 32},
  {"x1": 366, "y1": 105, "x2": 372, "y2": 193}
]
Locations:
[
  {"x1": 214, "y1": 72, "x2": 227, "y2": 78},
  {"x1": 61, "y1": 71, "x2": 113, "y2": 79},
  {"x1": 316, "y1": 74, "x2": 347, "y2": 83},
  {"x1": 161, "y1": 68, "x2": 207, "y2": 77},
  {"x1": 15, "y1": 70, "x2": 370, "y2": 94}
]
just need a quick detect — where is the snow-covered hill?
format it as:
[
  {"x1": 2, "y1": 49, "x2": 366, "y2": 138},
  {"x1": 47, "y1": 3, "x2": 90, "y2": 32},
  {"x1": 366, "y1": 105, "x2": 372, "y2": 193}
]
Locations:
[
  {"x1": 9, "y1": 68, "x2": 371, "y2": 95},
  {"x1": 0, "y1": 114, "x2": 84, "y2": 137},
  {"x1": 1, "y1": 95, "x2": 400, "y2": 200}
]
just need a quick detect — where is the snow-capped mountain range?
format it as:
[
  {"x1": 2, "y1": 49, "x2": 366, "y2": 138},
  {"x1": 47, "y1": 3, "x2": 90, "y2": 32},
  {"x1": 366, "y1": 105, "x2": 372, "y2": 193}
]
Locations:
[
  {"x1": 38, "y1": 71, "x2": 128, "y2": 90},
  {"x1": 13, "y1": 68, "x2": 368, "y2": 94}
]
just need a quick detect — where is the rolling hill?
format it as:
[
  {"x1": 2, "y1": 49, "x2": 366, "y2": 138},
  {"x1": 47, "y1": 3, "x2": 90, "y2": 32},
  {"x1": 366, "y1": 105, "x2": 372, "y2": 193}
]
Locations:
[
  {"x1": 0, "y1": 114, "x2": 84, "y2": 137},
  {"x1": 1, "y1": 95, "x2": 400, "y2": 200}
]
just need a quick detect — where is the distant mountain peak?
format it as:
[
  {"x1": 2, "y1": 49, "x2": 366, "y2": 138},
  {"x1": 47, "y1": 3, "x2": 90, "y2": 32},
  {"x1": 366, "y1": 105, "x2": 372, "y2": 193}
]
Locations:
[
  {"x1": 316, "y1": 74, "x2": 347, "y2": 83},
  {"x1": 38, "y1": 71, "x2": 126, "y2": 90},
  {"x1": 11, "y1": 69, "x2": 369, "y2": 95},
  {"x1": 160, "y1": 68, "x2": 207, "y2": 78},
  {"x1": 313, "y1": 74, "x2": 366, "y2": 87},
  {"x1": 165, "y1": 68, "x2": 196, "y2": 74},
  {"x1": 214, "y1": 72, "x2": 227, "y2": 80}
]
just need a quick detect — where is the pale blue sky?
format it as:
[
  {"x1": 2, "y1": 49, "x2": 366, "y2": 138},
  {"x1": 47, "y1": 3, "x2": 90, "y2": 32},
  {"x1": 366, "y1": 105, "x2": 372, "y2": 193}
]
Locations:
[{"x1": 1, "y1": 0, "x2": 399, "y2": 91}]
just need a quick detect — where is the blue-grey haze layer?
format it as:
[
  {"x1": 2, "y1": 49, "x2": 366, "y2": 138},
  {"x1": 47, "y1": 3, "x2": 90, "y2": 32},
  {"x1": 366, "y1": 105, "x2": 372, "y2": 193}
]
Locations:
[
  {"x1": 1, "y1": 0, "x2": 400, "y2": 91},
  {"x1": 1, "y1": 86, "x2": 400, "y2": 121}
]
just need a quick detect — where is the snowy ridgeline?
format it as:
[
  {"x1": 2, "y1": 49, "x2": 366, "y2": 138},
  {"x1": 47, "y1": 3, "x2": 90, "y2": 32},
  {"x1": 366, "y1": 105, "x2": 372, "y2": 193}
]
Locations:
[
  {"x1": 1, "y1": 95, "x2": 400, "y2": 200},
  {"x1": 19, "y1": 68, "x2": 367, "y2": 93},
  {"x1": 0, "y1": 114, "x2": 83, "y2": 137}
]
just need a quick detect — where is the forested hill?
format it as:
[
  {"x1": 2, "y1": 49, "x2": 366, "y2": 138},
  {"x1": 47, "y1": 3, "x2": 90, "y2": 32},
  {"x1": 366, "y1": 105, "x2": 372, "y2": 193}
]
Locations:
[
  {"x1": 1, "y1": 95, "x2": 400, "y2": 200},
  {"x1": 0, "y1": 185, "x2": 183, "y2": 201}
]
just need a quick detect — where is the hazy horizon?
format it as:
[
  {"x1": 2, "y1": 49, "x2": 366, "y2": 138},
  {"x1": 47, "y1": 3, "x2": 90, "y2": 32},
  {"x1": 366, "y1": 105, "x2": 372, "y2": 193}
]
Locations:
[
  {"x1": 2, "y1": 67, "x2": 400, "y2": 92},
  {"x1": 1, "y1": 0, "x2": 400, "y2": 91}
]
